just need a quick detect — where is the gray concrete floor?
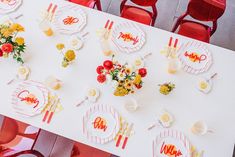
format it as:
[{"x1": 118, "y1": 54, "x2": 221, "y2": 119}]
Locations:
[{"x1": 100, "y1": 0, "x2": 235, "y2": 51}]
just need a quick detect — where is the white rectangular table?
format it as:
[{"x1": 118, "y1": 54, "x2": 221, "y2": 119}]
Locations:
[{"x1": 0, "y1": 0, "x2": 235, "y2": 156}]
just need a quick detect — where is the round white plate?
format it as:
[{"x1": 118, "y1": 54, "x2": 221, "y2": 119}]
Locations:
[
  {"x1": 0, "y1": 0, "x2": 22, "y2": 14},
  {"x1": 153, "y1": 130, "x2": 191, "y2": 157},
  {"x1": 83, "y1": 104, "x2": 120, "y2": 144},
  {"x1": 12, "y1": 80, "x2": 49, "y2": 117},
  {"x1": 53, "y1": 4, "x2": 86, "y2": 35},
  {"x1": 112, "y1": 22, "x2": 145, "y2": 53},
  {"x1": 178, "y1": 41, "x2": 213, "y2": 75}
]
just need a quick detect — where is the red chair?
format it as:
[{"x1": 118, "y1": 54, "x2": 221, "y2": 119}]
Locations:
[
  {"x1": 71, "y1": 142, "x2": 111, "y2": 157},
  {"x1": 69, "y1": 0, "x2": 102, "y2": 11},
  {"x1": 120, "y1": 0, "x2": 158, "y2": 26},
  {"x1": 172, "y1": 0, "x2": 226, "y2": 43},
  {"x1": 0, "y1": 117, "x2": 43, "y2": 157}
]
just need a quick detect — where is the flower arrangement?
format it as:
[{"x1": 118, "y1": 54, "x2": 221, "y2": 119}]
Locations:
[
  {"x1": 0, "y1": 23, "x2": 26, "y2": 64},
  {"x1": 96, "y1": 56, "x2": 147, "y2": 96},
  {"x1": 159, "y1": 82, "x2": 175, "y2": 95},
  {"x1": 56, "y1": 43, "x2": 76, "y2": 68}
]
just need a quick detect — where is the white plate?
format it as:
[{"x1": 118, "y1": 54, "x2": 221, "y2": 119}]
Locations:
[
  {"x1": 112, "y1": 22, "x2": 145, "y2": 53},
  {"x1": 0, "y1": 0, "x2": 22, "y2": 14},
  {"x1": 12, "y1": 80, "x2": 49, "y2": 117},
  {"x1": 53, "y1": 4, "x2": 86, "y2": 35},
  {"x1": 83, "y1": 104, "x2": 120, "y2": 144},
  {"x1": 153, "y1": 130, "x2": 191, "y2": 157},
  {"x1": 178, "y1": 41, "x2": 213, "y2": 75}
]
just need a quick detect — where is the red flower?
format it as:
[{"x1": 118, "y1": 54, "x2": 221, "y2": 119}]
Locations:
[
  {"x1": 97, "y1": 74, "x2": 106, "y2": 83},
  {"x1": 135, "y1": 84, "x2": 142, "y2": 89},
  {"x1": 103, "y1": 60, "x2": 113, "y2": 70},
  {"x1": 0, "y1": 49, "x2": 3, "y2": 57},
  {"x1": 138, "y1": 68, "x2": 147, "y2": 77},
  {"x1": 96, "y1": 66, "x2": 104, "y2": 74},
  {"x1": 1, "y1": 43, "x2": 13, "y2": 53}
]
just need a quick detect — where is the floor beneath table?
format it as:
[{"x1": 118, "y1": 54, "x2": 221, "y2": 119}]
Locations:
[
  {"x1": 100, "y1": 0, "x2": 235, "y2": 51},
  {"x1": 0, "y1": 115, "x2": 119, "y2": 157}
]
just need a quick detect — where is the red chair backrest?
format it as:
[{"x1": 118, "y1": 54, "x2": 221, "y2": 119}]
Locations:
[
  {"x1": 187, "y1": 0, "x2": 226, "y2": 21},
  {"x1": 130, "y1": 0, "x2": 157, "y2": 7}
]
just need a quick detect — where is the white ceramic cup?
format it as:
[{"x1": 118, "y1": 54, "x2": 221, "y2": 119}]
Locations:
[
  {"x1": 191, "y1": 121, "x2": 213, "y2": 135},
  {"x1": 124, "y1": 98, "x2": 139, "y2": 112},
  {"x1": 45, "y1": 76, "x2": 62, "y2": 90}
]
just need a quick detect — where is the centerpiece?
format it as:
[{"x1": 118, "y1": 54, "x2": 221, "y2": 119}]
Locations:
[
  {"x1": 96, "y1": 56, "x2": 147, "y2": 96},
  {"x1": 0, "y1": 23, "x2": 26, "y2": 64}
]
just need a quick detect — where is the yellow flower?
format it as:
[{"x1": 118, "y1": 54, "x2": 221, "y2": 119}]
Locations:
[
  {"x1": 114, "y1": 86, "x2": 129, "y2": 96},
  {"x1": 11, "y1": 23, "x2": 24, "y2": 32},
  {"x1": 133, "y1": 74, "x2": 142, "y2": 85},
  {"x1": 56, "y1": 43, "x2": 65, "y2": 50},
  {"x1": 1, "y1": 28, "x2": 13, "y2": 37},
  {"x1": 159, "y1": 83, "x2": 175, "y2": 95},
  {"x1": 118, "y1": 80, "x2": 124, "y2": 85},
  {"x1": 124, "y1": 82, "x2": 132, "y2": 89},
  {"x1": 159, "y1": 85, "x2": 170, "y2": 95},
  {"x1": 125, "y1": 79, "x2": 130, "y2": 83},
  {"x1": 125, "y1": 68, "x2": 131, "y2": 74},
  {"x1": 15, "y1": 37, "x2": 24, "y2": 45},
  {"x1": 65, "y1": 50, "x2": 76, "y2": 61}
]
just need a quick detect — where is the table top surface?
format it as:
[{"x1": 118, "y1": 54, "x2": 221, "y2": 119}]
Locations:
[{"x1": 0, "y1": 0, "x2": 235, "y2": 156}]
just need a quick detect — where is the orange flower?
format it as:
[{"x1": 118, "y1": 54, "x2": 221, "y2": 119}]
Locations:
[
  {"x1": 11, "y1": 23, "x2": 24, "y2": 32},
  {"x1": 15, "y1": 37, "x2": 25, "y2": 45}
]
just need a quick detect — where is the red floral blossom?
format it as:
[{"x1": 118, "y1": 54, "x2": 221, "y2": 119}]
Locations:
[{"x1": 1, "y1": 43, "x2": 13, "y2": 53}]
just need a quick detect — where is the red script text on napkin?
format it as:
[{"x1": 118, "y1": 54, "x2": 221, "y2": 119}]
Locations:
[
  {"x1": 17, "y1": 90, "x2": 39, "y2": 108},
  {"x1": 160, "y1": 142, "x2": 182, "y2": 157},
  {"x1": 92, "y1": 117, "x2": 107, "y2": 132},
  {"x1": 63, "y1": 16, "x2": 79, "y2": 25},
  {"x1": 118, "y1": 32, "x2": 139, "y2": 45},
  {"x1": 184, "y1": 51, "x2": 207, "y2": 63}
]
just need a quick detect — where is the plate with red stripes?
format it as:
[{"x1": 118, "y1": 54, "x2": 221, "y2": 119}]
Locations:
[
  {"x1": 12, "y1": 80, "x2": 49, "y2": 117},
  {"x1": 53, "y1": 4, "x2": 86, "y2": 34},
  {"x1": 178, "y1": 41, "x2": 213, "y2": 75},
  {"x1": 83, "y1": 104, "x2": 120, "y2": 144},
  {"x1": 112, "y1": 22, "x2": 146, "y2": 53},
  {"x1": 0, "y1": 0, "x2": 22, "y2": 14},
  {"x1": 153, "y1": 130, "x2": 191, "y2": 157}
]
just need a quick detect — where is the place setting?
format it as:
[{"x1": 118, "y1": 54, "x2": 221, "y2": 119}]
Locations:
[
  {"x1": 11, "y1": 80, "x2": 63, "y2": 124},
  {"x1": 111, "y1": 22, "x2": 146, "y2": 54},
  {"x1": 39, "y1": 2, "x2": 88, "y2": 37},
  {"x1": 82, "y1": 104, "x2": 134, "y2": 149},
  {"x1": 0, "y1": 0, "x2": 22, "y2": 14},
  {"x1": 97, "y1": 19, "x2": 146, "y2": 56}
]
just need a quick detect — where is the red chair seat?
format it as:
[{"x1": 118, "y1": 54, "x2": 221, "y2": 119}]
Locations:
[
  {"x1": 178, "y1": 21, "x2": 210, "y2": 42},
  {"x1": 121, "y1": 5, "x2": 153, "y2": 25},
  {"x1": 69, "y1": 0, "x2": 96, "y2": 8}
]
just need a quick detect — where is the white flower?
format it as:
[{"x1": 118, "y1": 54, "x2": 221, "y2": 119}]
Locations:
[
  {"x1": 44, "y1": 76, "x2": 62, "y2": 90},
  {"x1": 158, "y1": 110, "x2": 174, "y2": 128},
  {"x1": 111, "y1": 80, "x2": 118, "y2": 89},
  {"x1": 105, "y1": 75, "x2": 112, "y2": 84},
  {"x1": 117, "y1": 72, "x2": 125, "y2": 80},
  {"x1": 69, "y1": 35, "x2": 83, "y2": 50},
  {"x1": 87, "y1": 88, "x2": 100, "y2": 103},
  {"x1": 0, "y1": 38, "x2": 6, "y2": 43},
  {"x1": 17, "y1": 65, "x2": 30, "y2": 80}
]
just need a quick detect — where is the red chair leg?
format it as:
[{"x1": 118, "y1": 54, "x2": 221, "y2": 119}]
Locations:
[
  {"x1": 120, "y1": 0, "x2": 127, "y2": 13},
  {"x1": 96, "y1": 0, "x2": 102, "y2": 11},
  {"x1": 5, "y1": 150, "x2": 44, "y2": 157},
  {"x1": 172, "y1": 12, "x2": 188, "y2": 32},
  {"x1": 151, "y1": 6, "x2": 157, "y2": 26},
  {"x1": 211, "y1": 21, "x2": 217, "y2": 36}
]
